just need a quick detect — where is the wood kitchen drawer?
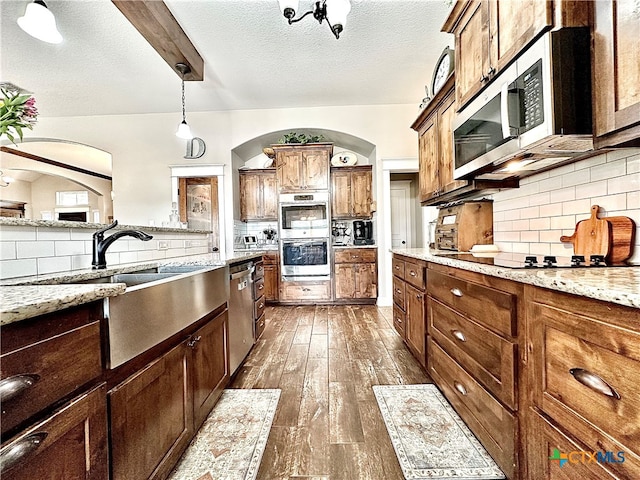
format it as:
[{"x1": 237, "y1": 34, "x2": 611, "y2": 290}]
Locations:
[
  {"x1": 254, "y1": 261, "x2": 265, "y2": 280},
  {"x1": 404, "y1": 260, "x2": 426, "y2": 289},
  {"x1": 429, "y1": 338, "x2": 516, "y2": 479},
  {"x1": 0, "y1": 383, "x2": 108, "y2": 480},
  {"x1": 334, "y1": 248, "x2": 376, "y2": 264},
  {"x1": 392, "y1": 304, "x2": 406, "y2": 339},
  {"x1": 254, "y1": 295, "x2": 266, "y2": 320},
  {"x1": 529, "y1": 297, "x2": 640, "y2": 476},
  {"x1": 254, "y1": 313, "x2": 266, "y2": 340},
  {"x1": 428, "y1": 269, "x2": 516, "y2": 337},
  {"x1": 392, "y1": 276, "x2": 405, "y2": 310},
  {"x1": 428, "y1": 297, "x2": 517, "y2": 410},
  {"x1": 1, "y1": 304, "x2": 103, "y2": 436},
  {"x1": 392, "y1": 257, "x2": 405, "y2": 279},
  {"x1": 279, "y1": 281, "x2": 331, "y2": 301},
  {"x1": 262, "y1": 253, "x2": 278, "y2": 265},
  {"x1": 253, "y1": 276, "x2": 265, "y2": 299}
]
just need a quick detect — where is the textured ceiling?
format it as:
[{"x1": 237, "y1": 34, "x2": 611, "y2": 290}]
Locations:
[{"x1": 1, "y1": 0, "x2": 453, "y2": 118}]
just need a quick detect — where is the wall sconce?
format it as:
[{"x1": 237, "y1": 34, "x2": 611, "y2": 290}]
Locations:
[
  {"x1": 17, "y1": 0, "x2": 63, "y2": 44},
  {"x1": 175, "y1": 63, "x2": 193, "y2": 140},
  {"x1": 278, "y1": 0, "x2": 352, "y2": 39}
]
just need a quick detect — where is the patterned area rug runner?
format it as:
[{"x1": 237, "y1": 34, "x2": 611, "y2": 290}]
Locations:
[
  {"x1": 169, "y1": 389, "x2": 280, "y2": 480},
  {"x1": 373, "y1": 384, "x2": 505, "y2": 480}
]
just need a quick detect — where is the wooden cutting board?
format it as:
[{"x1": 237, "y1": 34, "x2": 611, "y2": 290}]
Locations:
[
  {"x1": 605, "y1": 216, "x2": 636, "y2": 265},
  {"x1": 560, "y1": 205, "x2": 610, "y2": 259}
]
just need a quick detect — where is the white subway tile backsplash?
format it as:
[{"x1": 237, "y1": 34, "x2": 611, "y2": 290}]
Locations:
[
  {"x1": 521, "y1": 231, "x2": 539, "y2": 242},
  {"x1": 137, "y1": 250, "x2": 154, "y2": 262},
  {"x1": 530, "y1": 243, "x2": 551, "y2": 255},
  {"x1": 562, "y1": 167, "x2": 590, "y2": 187},
  {"x1": 549, "y1": 216, "x2": 576, "y2": 230},
  {"x1": 37, "y1": 228, "x2": 71, "y2": 240},
  {"x1": 520, "y1": 206, "x2": 540, "y2": 219},
  {"x1": 0, "y1": 259, "x2": 37, "y2": 278},
  {"x1": 562, "y1": 199, "x2": 591, "y2": 215},
  {"x1": 591, "y1": 158, "x2": 627, "y2": 180},
  {"x1": 495, "y1": 231, "x2": 521, "y2": 242},
  {"x1": 607, "y1": 173, "x2": 640, "y2": 194},
  {"x1": 548, "y1": 162, "x2": 575, "y2": 177},
  {"x1": 606, "y1": 149, "x2": 635, "y2": 162},
  {"x1": 512, "y1": 219, "x2": 530, "y2": 231},
  {"x1": 539, "y1": 203, "x2": 563, "y2": 217},
  {"x1": 503, "y1": 210, "x2": 521, "y2": 221},
  {"x1": 627, "y1": 190, "x2": 640, "y2": 208},
  {"x1": 37, "y1": 256, "x2": 72, "y2": 275},
  {"x1": 540, "y1": 230, "x2": 563, "y2": 243},
  {"x1": 574, "y1": 154, "x2": 607, "y2": 170},
  {"x1": 512, "y1": 243, "x2": 531, "y2": 254},
  {"x1": 550, "y1": 243, "x2": 574, "y2": 257},
  {"x1": 118, "y1": 251, "x2": 138, "y2": 264},
  {"x1": 530, "y1": 217, "x2": 551, "y2": 230},
  {"x1": 0, "y1": 226, "x2": 36, "y2": 241},
  {"x1": 538, "y1": 175, "x2": 564, "y2": 192},
  {"x1": 576, "y1": 180, "x2": 607, "y2": 199},
  {"x1": 70, "y1": 230, "x2": 93, "y2": 241},
  {"x1": 528, "y1": 192, "x2": 551, "y2": 206},
  {"x1": 549, "y1": 187, "x2": 575, "y2": 203},
  {"x1": 55, "y1": 241, "x2": 86, "y2": 256},
  {"x1": 627, "y1": 154, "x2": 640, "y2": 174},
  {"x1": 0, "y1": 242, "x2": 16, "y2": 260},
  {"x1": 71, "y1": 254, "x2": 92, "y2": 270},
  {"x1": 17, "y1": 241, "x2": 55, "y2": 259},
  {"x1": 593, "y1": 194, "x2": 627, "y2": 212}
]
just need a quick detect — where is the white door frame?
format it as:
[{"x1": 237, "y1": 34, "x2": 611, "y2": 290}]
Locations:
[{"x1": 390, "y1": 179, "x2": 414, "y2": 249}]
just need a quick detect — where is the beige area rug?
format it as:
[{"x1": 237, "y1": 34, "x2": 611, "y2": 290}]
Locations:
[
  {"x1": 373, "y1": 384, "x2": 505, "y2": 480},
  {"x1": 168, "y1": 389, "x2": 280, "y2": 480}
]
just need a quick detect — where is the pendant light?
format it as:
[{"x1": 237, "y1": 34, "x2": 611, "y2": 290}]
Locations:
[
  {"x1": 278, "y1": 0, "x2": 352, "y2": 39},
  {"x1": 175, "y1": 63, "x2": 193, "y2": 140},
  {"x1": 17, "y1": 0, "x2": 63, "y2": 44}
]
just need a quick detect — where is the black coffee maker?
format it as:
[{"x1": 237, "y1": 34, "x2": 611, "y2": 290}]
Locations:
[{"x1": 353, "y1": 220, "x2": 374, "y2": 245}]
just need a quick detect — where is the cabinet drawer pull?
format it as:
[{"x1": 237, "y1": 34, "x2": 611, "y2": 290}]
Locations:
[
  {"x1": 569, "y1": 368, "x2": 620, "y2": 400},
  {"x1": 454, "y1": 381, "x2": 467, "y2": 396},
  {"x1": 258, "y1": 284, "x2": 264, "y2": 290},
  {"x1": 187, "y1": 335, "x2": 202, "y2": 348},
  {"x1": 409, "y1": 270, "x2": 417, "y2": 277},
  {"x1": 0, "y1": 432, "x2": 48, "y2": 473},
  {"x1": 394, "y1": 265, "x2": 400, "y2": 270},
  {"x1": 450, "y1": 288, "x2": 463, "y2": 297},
  {"x1": 258, "y1": 302, "x2": 264, "y2": 309},
  {"x1": 302, "y1": 288, "x2": 311, "y2": 292},
  {"x1": 395, "y1": 317, "x2": 403, "y2": 324},
  {"x1": 395, "y1": 289, "x2": 402, "y2": 294},
  {"x1": 0, "y1": 374, "x2": 40, "y2": 402},
  {"x1": 452, "y1": 330, "x2": 466, "y2": 342},
  {"x1": 416, "y1": 293, "x2": 422, "y2": 299}
]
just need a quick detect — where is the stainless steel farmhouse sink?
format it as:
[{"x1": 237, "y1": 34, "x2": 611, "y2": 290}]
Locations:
[{"x1": 71, "y1": 265, "x2": 229, "y2": 368}]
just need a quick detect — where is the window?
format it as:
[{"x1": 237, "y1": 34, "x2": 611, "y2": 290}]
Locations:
[{"x1": 56, "y1": 190, "x2": 89, "y2": 206}]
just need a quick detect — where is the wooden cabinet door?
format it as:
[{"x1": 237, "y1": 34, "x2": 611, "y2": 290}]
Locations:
[
  {"x1": 303, "y1": 150, "x2": 329, "y2": 190},
  {"x1": 191, "y1": 311, "x2": 229, "y2": 430},
  {"x1": 331, "y1": 169, "x2": 352, "y2": 218},
  {"x1": 263, "y1": 264, "x2": 278, "y2": 302},
  {"x1": 0, "y1": 384, "x2": 108, "y2": 480},
  {"x1": 455, "y1": 0, "x2": 491, "y2": 108},
  {"x1": 593, "y1": 0, "x2": 640, "y2": 146},
  {"x1": 334, "y1": 264, "x2": 356, "y2": 299},
  {"x1": 405, "y1": 283, "x2": 426, "y2": 367},
  {"x1": 490, "y1": 0, "x2": 550, "y2": 73},
  {"x1": 261, "y1": 172, "x2": 278, "y2": 220},
  {"x1": 239, "y1": 173, "x2": 260, "y2": 221},
  {"x1": 277, "y1": 150, "x2": 303, "y2": 192},
  {"x1": 110, "y1": 342, "x2": 192, "y2": 480},
  {"x1": 351, "y1": 169, "x2": 372, "y2": 218},
  {"x1": 355, "y1": 263, "x2": 377, "y2": 299},
  {"x1": 438, "y1": 92, "x2": 468, "y2": 195},
  {"x1": 418, "y1": 115, "x2": 439, "y2": 202}
]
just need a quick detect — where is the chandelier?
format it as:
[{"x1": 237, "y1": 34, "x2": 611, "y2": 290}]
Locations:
[{"x1": 278, "y1": 0, "x2": 352, "y2": 39}]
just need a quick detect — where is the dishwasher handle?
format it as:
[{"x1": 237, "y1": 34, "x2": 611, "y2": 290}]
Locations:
[{"x1": 230, "y1": 265, "x2": 255, "y2": 280}]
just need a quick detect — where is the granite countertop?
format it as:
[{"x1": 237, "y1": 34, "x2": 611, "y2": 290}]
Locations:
[
  {"x1": 333, "y1": 244, "x2": 377, "y2": 249},
  {"x1": 0, "y1": 217, "x2": 211, "y2": 234},
  {"x1": 392, "y1": 248, "x2": 640, "y2": 309}
]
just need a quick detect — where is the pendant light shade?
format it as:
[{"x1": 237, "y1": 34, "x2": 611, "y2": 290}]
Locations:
[
  {"x1": 175, "y1": 63, "x2": 194, "y2": 140},
  {"x1": 17, "y1": 0, "x2": 63, "y2": 44}
]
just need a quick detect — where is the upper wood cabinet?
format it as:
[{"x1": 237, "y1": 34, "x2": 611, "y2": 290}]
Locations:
[
  {"x1": 273, "y1": 143, "x2": 332, "y2": 192},
  {"x1": 330, "y1": 165, "x2": 373, "y2": 219},
  {"x1": 592, "y1": 0, "x2": 640, "y2": 148},
  {"x1": 412, "y1": 75, "x2": 469, "y2": 205},
  {"x1": 239, "y1": 169, "x2": 277, "y2": 221},
  {"x1": 443, "y1": 0, "x2": 589, "y2": 109}
]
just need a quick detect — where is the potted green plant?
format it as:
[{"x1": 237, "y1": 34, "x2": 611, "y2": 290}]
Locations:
[{"x1": 277, "y1": 132, "x2": 325, "y2": 144}]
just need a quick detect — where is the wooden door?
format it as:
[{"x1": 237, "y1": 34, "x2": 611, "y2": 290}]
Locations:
[
  {"x1": 593, "y1": 0, "x2": 640, "y2": 146},
  {"x1": 0, "y1": 384, "x2": 108, "y2": 480},
  {"x1": 351, "y1": 168, "x2": 372, "y2": 218},
  {"x1": 331, "y1": 169, "x2": 352, "y2": 218},
  {"x1": 334, "y1": 264, "x2": 356, "y2": 299},
  {"x1": 354, "y1": 263, "x2": 377, "y2": 299},
  {"x1": 178, "y1": 177, "x2": 219, "y2": 252},
  {"x1": 438, "y1": 92, "x2": 468, "y2": 195},
  {"x1": 277, "y1": 150, "x2": 303, "y2": 192},
  {"x1": 191, "y1": 311, "x2": 229, "y2": 430},
  {"x1": 405, "y1": 283, "x2": 426, "y2": 367},
  {"x1": 261, "y1": 172, "x2": 278, "y2": 220},
  {"x1": 239, "y1": 172, "x2": 260, "y2": 221},
  {"x1": 418, "y1": 115, "x2": 439, "y2": 202},
  {"x1": 455, "y1": 0, "x2": 491, "y2": 108},
  {"x1": 303, "y1": 150, "x2": 330, "y2": 190},
  {"x1": 110, "y1": 342, "x2": 192, "y2": 480}
]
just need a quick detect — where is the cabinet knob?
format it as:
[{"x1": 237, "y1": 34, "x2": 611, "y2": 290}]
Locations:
[
  {"x1": 569, "y1": 368, "x2": 620, "y2": 399},
  {"x1": 0, "y1": 432, "x2": 48, "y2": 473},
  {"x1": 487, "y1": 66, "x2": 496, "y2": 76},
  {"x1": 395, "y1": 289, "x2": 401, "y2": 294},
  {"x1": 258, "y1": 302, "x2": 264, "y2": 309},
  {"x1": 187, "y1": 335, "x2": 202, "y2": 348},
  {"x1": 450, "y1": 288, "x2": 463, "y2": 297},
  {"x1": 409, "y1": 270, "x2": 417, "y2": 277},
  {"x1": 416, "y1": 293, "x2": 422, "y2": 299},
  {"x1": 452, "y1": 330, "x2": 467, "y2": 342},
  {"x1": 480, "y1": 74, "x2": 489, "y2": 83},
  {"x1": 395, "y1": 317, "x2": 403, "y2": 324},
  {"x1": 258, "y1": 284, "x2": 264, "y2": 290},
  {"x1": 454, "y1": 381, "x2": 468, "y2": 396},
  {"x1": 0, "y1": 374, "x2": 40, "y2": 402}
]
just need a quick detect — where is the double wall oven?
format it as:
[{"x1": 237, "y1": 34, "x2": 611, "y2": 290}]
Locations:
[{"x1": 279, "y1": 192, "x2": 330, "y2": 281}]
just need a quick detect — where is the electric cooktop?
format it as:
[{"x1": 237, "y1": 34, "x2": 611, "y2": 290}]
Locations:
[{"x1": 432, "y1": 252, "x2": 626, "y2": 269}]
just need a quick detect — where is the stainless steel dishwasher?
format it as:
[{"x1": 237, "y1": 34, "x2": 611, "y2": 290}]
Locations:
[{"x1": 228, "y1": 260, "x2": 255, "y2": 374}]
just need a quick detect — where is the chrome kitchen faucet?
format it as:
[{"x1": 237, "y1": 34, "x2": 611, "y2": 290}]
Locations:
[{"x1": 92, "y1": 220, "x2": 153, "y2": 269}]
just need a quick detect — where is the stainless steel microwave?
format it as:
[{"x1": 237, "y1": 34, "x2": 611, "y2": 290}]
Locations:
[{"x1": 453, "y1": 28, "x2": 593, "y2": 181}]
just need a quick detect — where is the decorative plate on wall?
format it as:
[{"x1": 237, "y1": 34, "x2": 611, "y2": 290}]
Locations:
[{"x1": 331, "y1": 151, "x2": 358, "y2": 167}]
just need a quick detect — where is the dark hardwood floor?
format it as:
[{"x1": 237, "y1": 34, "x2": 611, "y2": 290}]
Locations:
[{"x1": 229, "y1": 304, "x2": 432, "y2": 480}]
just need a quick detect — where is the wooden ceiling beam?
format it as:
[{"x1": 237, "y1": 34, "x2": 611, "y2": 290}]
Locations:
[{"x1": 111, "y1": 0, "x2": 204, "y2": 81}]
